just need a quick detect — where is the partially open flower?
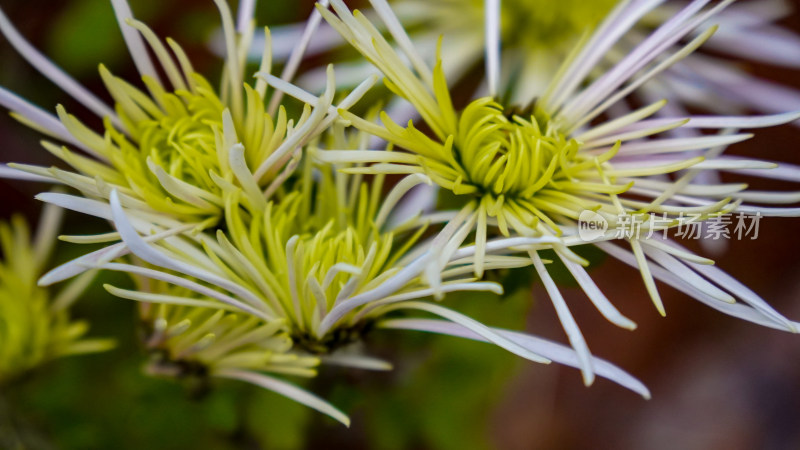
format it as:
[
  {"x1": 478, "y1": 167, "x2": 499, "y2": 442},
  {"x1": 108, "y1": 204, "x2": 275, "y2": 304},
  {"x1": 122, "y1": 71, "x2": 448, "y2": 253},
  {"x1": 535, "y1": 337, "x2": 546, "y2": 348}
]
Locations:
[{"x1": 115, "y1": 279, "x2": 354, "y2": 425}]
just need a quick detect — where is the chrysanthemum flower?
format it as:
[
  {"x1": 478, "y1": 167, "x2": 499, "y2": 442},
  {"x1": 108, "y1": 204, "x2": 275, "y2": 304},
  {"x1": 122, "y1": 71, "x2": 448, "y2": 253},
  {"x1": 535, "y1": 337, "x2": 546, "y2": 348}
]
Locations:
[
  {"x1": 85, "y1": 122, "x2": 650, "y2": 424},
  {"x1": 0, "y1": 0, "x2": 373, "y2": 231},
  {"x1": 301, "y1": 0, "x2": 800, "y2": 385},
  {"x1": 0, "y1": 203, "x2": 112, "y2": 385}
]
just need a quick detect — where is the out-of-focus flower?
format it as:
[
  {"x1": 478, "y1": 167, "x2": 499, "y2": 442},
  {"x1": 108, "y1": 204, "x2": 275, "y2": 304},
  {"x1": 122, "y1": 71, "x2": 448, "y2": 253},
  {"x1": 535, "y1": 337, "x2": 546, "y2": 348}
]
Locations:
[
  {"x1": 0, "y1": 203, "x2": 112, "y2": 385},
  {"x1": 264, "y1": 0, "x2": 800, "y2": 118},
  {"x1": 301, "y1": 0, "x2": 800, "y2": 385},
  {"x1": 0, "y1": 0, "x2": 373, "y2": 231}
]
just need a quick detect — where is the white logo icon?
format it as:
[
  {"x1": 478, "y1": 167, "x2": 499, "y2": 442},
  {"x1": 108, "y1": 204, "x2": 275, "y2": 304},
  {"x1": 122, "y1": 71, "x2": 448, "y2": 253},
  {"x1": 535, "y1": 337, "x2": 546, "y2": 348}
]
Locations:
[{"x1": 578, "y1": 210, "x2": 608, "y2": 242}]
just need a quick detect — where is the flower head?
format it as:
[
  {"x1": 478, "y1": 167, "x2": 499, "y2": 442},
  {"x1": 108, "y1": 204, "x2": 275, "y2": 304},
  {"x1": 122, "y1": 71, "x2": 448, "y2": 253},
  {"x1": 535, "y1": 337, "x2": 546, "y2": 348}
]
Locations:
[
  {"x1": 0, "y1": 1, "x2": 373, "y2": 230},
  {"x1": 306, "y1": 0, "x2": 800, "y2": 385}
]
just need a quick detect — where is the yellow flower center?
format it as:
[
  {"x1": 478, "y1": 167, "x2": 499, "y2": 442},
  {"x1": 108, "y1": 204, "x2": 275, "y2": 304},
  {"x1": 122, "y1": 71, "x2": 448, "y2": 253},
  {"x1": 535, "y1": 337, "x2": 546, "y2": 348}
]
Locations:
[{"x1": 453, "y1": 98, "x2": 577, "y2": 199}]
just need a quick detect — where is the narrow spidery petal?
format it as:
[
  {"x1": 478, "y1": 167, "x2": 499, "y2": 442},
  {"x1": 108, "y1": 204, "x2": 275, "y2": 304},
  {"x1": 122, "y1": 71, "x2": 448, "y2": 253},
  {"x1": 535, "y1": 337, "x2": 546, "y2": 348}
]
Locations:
[
  {"x1": 368, "y1": 0, "x2": 434, "y2": 86},
  {"x1": 0, "y1": 86, "x2": 87, "y2": 150},
  {"x1": 558, "y1": 252, "x2": 637, "y2": 330},
  {"x1": 379, "y1": 318, "x2": 651, "y2": 398},
  {"x1": 99, "y1": 262, "x2": 274, "y2": 321},
  {"x1": 484, "y1": 0, "x2": 501, "y2": 97},
  {"x1": 105, "y1": 284, "x2": 244, "y2": 312},
  {"x1": 630, "y1": 239, "x2": 666, "y2": 316},
  {"x1": 236, "y1": 0, "x2": 257, "y2": 34},
  {"x1": 268, "y1": 0, "x2": 330, "y2": 115},
  {"x1": 318, "y1": 254, "x2": 431, "y2": 336},
  {"x1": 215, "y1": 369, "x2": 350, "y2": 427},
  {"x1": 374, "y1": 174, "x2": 432, "y2": 229},
  {"x1": 0, "y1": 164, "x2": 53, "y2": 183},
  {"x1": 213, "y1": 0, "x2": 244, "y2": 118},
  {"x1": 108, "y1": 190, "x2": 269, "y2": 313},
  {"x1": 110, "y1": 0, "x2": 161, "y2": 85},
  {"x1": 38, "y1": 224, "x2": 194, "y2": 286},
  {"x1": 562, "y1": 0, "x2": 721, "y2": 122},
  {"x1": 597, "y1": 241, "x2": 797, "y2": 332},
  {"x1": 32, "y1": 198, "x2": 64, "y2": 268},
  {"x1": 684, "y1": 111, "x2": 800, "y2": 128},
  {"x1": 383, "y1": 301, "x2": 551, "y2": 364},
  {"x1": 530, "y1": 251, "x2": 595, "y2": 385},
  {"x1": 640, "y1": 244, "x2": 734, "y2": 304},
  {"x1": 319, "y1": 354, "x2": 393, "y2": 371},
  {"x1": 541, "y1": 0, "x2": 661, "y2": 111},
  {"x1": 0, "y1": 7, "x2": 120, "y2": 125}
]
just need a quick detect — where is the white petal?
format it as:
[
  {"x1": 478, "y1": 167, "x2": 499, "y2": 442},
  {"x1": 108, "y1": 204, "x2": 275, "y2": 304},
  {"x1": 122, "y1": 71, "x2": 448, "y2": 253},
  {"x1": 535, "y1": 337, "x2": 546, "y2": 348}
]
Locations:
[
  {"x1": 0, "y1": 7, "x2": 119, "y2": 125},
  {"x1": 379, "y1": 318, "x2": 651, "y2": 398},
  {"x1": 215, "y1": 369, "x2": 350, "y2": 426},
  {"x1": 110, "y1": 0, "x2": 161, "y2": 85}
]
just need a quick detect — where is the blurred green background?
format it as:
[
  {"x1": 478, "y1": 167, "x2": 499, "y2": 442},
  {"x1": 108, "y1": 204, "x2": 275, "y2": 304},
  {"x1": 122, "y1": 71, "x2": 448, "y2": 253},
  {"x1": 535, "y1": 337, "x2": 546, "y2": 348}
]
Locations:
[{"x1": 0, "y1": 1, "x2": 799, "y2": 449}]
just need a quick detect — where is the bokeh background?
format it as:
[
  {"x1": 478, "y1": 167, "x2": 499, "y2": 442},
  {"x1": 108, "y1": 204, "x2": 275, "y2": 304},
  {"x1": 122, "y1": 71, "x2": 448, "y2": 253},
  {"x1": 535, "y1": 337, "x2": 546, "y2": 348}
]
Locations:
[{"x1": 0, "y1": 0, "x2": 799, "y2": 449}]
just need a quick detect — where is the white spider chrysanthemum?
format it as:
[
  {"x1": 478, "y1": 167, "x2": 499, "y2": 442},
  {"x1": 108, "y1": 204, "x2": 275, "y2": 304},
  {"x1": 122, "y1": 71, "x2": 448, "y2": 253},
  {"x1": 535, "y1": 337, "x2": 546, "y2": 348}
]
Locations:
[{"x1": 266, "y1": 0, "x2": 800, "y2": 385}]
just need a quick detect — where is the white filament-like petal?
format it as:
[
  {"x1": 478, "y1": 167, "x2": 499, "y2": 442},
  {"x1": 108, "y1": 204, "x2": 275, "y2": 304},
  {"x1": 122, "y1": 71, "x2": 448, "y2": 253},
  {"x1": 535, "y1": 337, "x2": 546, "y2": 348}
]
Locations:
[
  {"x1": 596, "y1": 241, "x2": 797, "y2": 332},
  {"x1": 531, "y1": 251, "x2": 595, "y2": 386},
  {"x1": 0, "y1": 164, "x2": 54, "y2": 183},
  {"x1": 215, "y1": 369, "x2": 350, "y2": 426},
  {"x1": 318, "y1": 253, "x2": 430, "y2": 336},
  {"x1": 110, "y1": 0, "x2": 161, "y2": 85},
  {"x1": 236, "y1": 0, "x2": 257, "y2": 33},
  {"x1": 268, "y1": 0, "x2": 330, "y2": 115},
  {"x1": 541, "y1": 0, "x2": 662, "y2": 111},
  {"x1": 380, "y1": 318, "x2": 651, "y2": 398},
  {"x1": 108, "y1": 190, "x2": 270, "y2": 314},
  {"x1": 374, "y1": 173, "x2": 432, "y2": 229},
  {"x1": 319, "y1": 353, "x2": 393, "y2": 371},
  {"x1": 639, "y1": 244, "x2": 734, "y2": 303},
  {"x1": 562, "y1": 0, "x2": 719, "y2": 121},
  {"x1": 557, "y1": 252, "x2": 637, "y2": 330},
  {"x1": 214, "y1": 0, "x2": 243, "y2": 117},
  {"x1": 39, "y1": 223, "x2": 194, "y2": 285},
  {"x1": 99, "y1": 262, "x2": 274, "y2": 321},
  {"x1": 384, "y1": 301, "x2": 551, "y2": 364},
  {"x1": 615, "y1": 133, "x2": 752, "y2": 155},
  {"x1": 0, "y1": 86, "x2": 92, "y2": 152},
  {"x1": 0, "y1": 7, "x2": 120, "y2": 125},
  {"x1": 254, "y1": 67, "x2": 336, "y2": 179},
  {"x1": 368, "y1": 0, "x2": 434, "y2": 86},
  {"x1": 484, "y1": 0, "x2": 500, "y2": 97}
]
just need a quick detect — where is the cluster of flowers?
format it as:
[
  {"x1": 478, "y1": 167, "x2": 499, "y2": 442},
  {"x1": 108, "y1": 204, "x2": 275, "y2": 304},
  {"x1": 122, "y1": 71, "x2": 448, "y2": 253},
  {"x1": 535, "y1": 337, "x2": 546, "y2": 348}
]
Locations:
[{"x1": 0, "y1": 0, "x2": 798, "y2": 425}]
